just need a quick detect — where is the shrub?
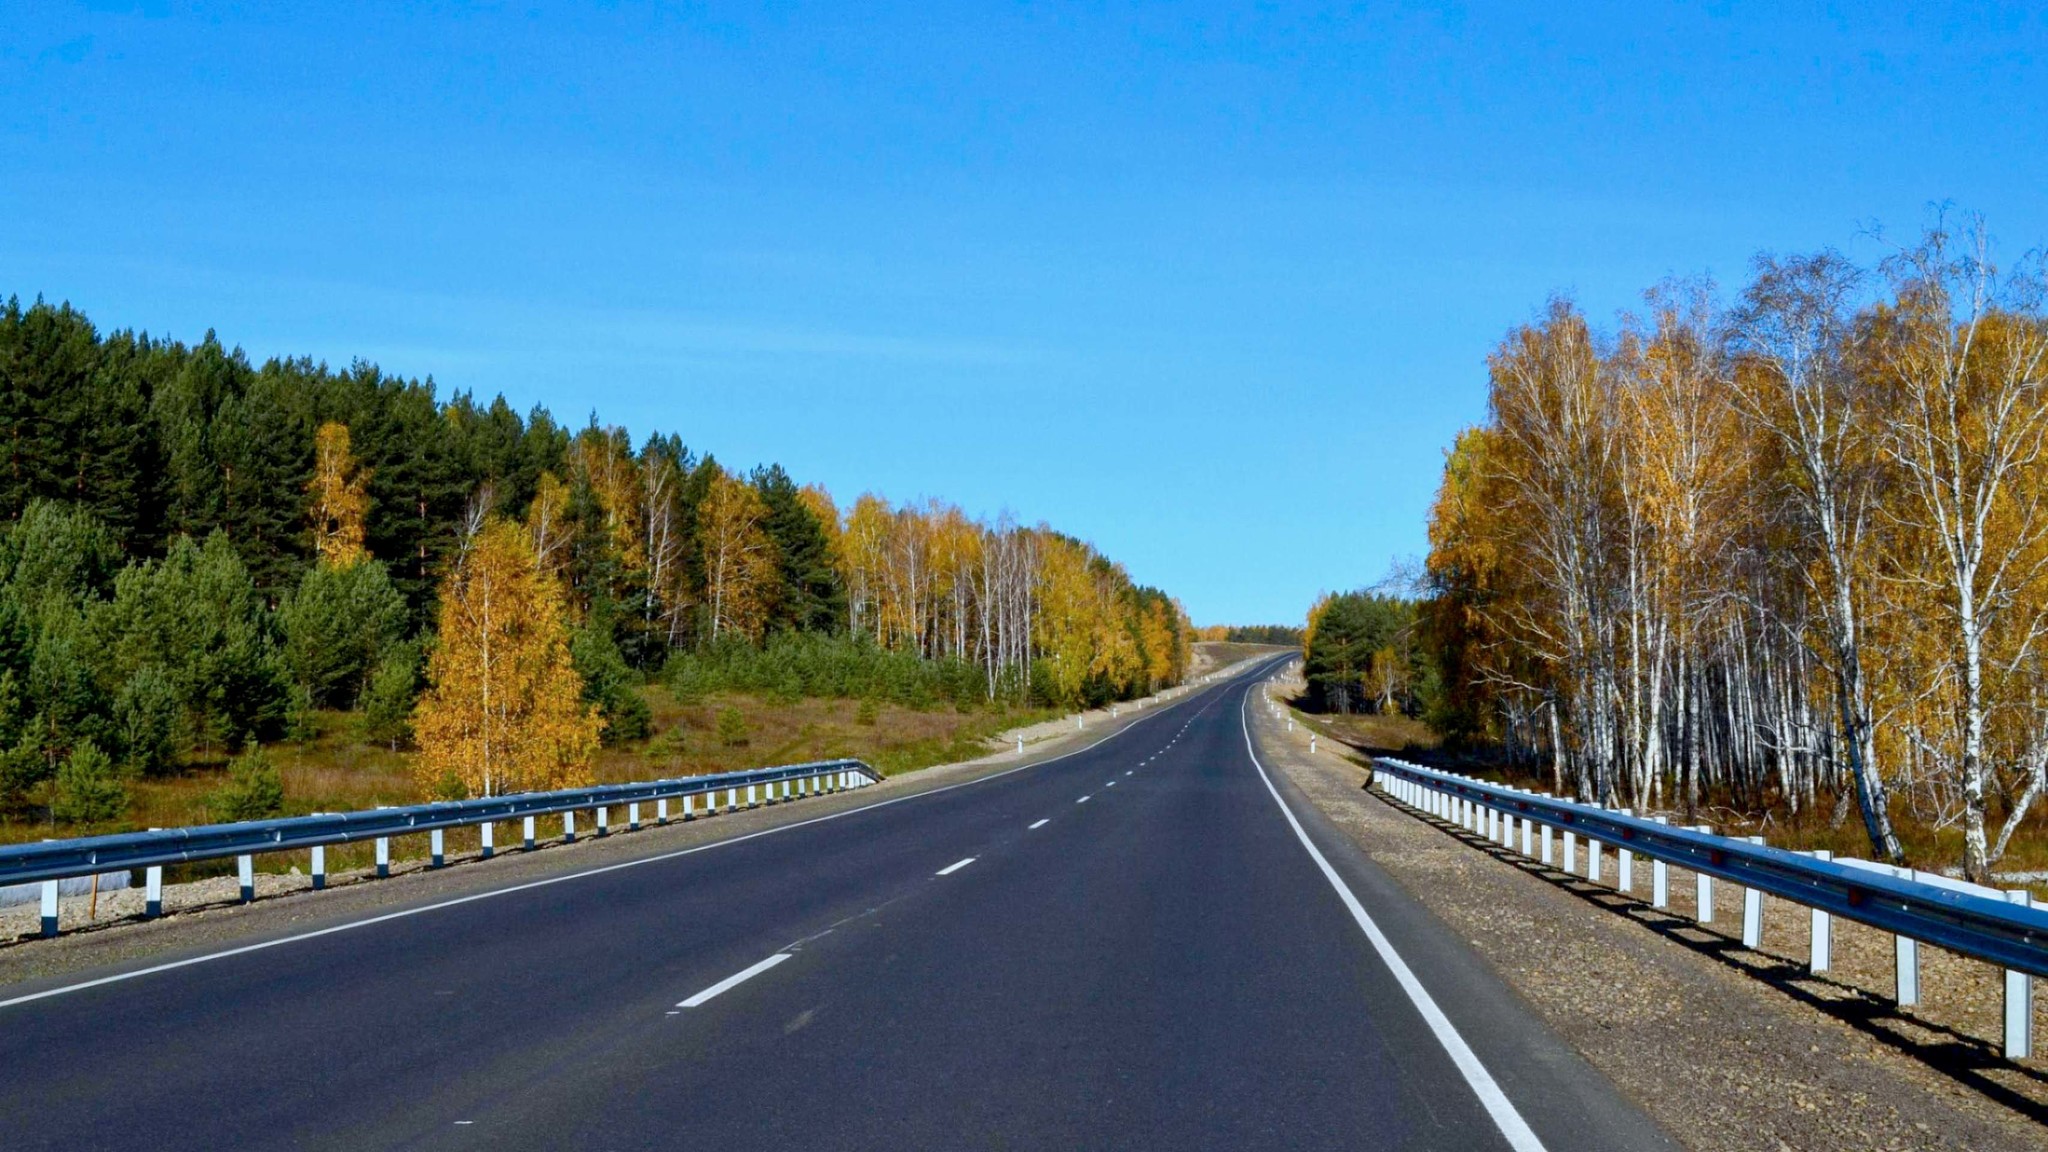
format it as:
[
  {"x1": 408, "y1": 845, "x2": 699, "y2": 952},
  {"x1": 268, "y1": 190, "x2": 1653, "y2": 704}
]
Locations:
[
  {"x1": 716, "y1": 705, "x2": 748, "y2": 747},
  {"x1": 665, "y1": 633, "x2": 995, "y2": 709},
  {"x1": 360, "y1": 643, "x2": 422, "y2": 749},
  {"x1": 855, "y1": 697, "x2": 880, "y2": 726},
  {"x1": 51, "y1": 741, "x2": 128, "y2": 825},
  {"x1": 208, "y1": 748, "x2": 285, "y2": 822}
]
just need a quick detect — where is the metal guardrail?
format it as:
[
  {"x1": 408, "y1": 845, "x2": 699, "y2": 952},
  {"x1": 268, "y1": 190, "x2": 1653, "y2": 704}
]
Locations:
[
  {"x1": 1368, "y1": 756, "x2": 2048, "y2": 1059},
  {"x1": 3, "y1": 758, "x2": 880, "y2": 938}
]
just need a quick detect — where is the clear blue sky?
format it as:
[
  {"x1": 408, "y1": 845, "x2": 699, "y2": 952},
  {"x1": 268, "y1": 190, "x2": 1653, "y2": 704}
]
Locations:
[{"x1": 4, "y1": 3, "x2": 2044, "y2": 624}]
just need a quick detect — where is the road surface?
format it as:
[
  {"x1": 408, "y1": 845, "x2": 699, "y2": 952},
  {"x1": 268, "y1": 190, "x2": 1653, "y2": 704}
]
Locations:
[{"x1": 0, "y1": 658, "x2": 1670, "y2": 1150}]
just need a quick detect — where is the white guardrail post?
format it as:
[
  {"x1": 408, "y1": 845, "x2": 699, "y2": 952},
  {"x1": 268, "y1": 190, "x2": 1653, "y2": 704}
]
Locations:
[
  {"x1": 1742, "y1": 836, "x2": 1764, "y2": 948},
  {"x1": 237, "y1": 854, "x2": 254, "y2": 904},
  {"x1": 1809, "y1": 850, "x2": 1832, "y2": 972},
  {"x1": 480, "y1": 820, "x2": 494, "y2": 859},
  {"x1": 2007, "y1": 890, "x2": 2034, "y2": 1060},
  {"x1": 523, "y1": 815, "x2": 537, "y2": 849},
  {"x1": 1367, "y1": 757, "x2": 2048, "y2": 1068},
  {"x1": 430, "y1": 829, "x2": 444, "y2": 868}
]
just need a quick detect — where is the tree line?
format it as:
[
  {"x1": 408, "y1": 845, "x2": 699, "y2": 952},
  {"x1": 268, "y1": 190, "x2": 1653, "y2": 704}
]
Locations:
[
  {"x1": 1420, "y1": 212, "x2": 2048, "y2": 880},
  {"x1": 1, "y1": 298, "x2": 1192, "y2": 815}
]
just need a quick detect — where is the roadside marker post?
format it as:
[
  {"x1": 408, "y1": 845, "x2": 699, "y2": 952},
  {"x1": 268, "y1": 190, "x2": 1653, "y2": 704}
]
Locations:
[
  {"x1": 563, "y1": 811, "x2": 576, "y2": 843},
  {"x1": 430, "y1": 830, "x2": 444, "y2": 868},
  {"x1": 39, "y1": 879, "x2": 58, "y2": 938},
  {"x1": 237, "y1": 854, "x2": 254, "y2": 904},
  {"x1": 480, "y1": 820, "x2": 494, "y2": 859},
  {"x1": 522, "y1": 815, "x2": 537, "y2": 850},
  {"x1": 146, "y1": 828, "x2": 164, "y2": 917}
]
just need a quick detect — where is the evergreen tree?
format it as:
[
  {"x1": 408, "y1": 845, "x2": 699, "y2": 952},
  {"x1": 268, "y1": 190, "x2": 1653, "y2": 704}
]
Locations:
[
  {"x1": 90, "y1": 533, "x2": 291, "y2": 753},
  {"x1": 277, "y1": 560, "x2": 407, "y2": 709},
  {"x1": 754, "y1": 464, "x2": 846, "y2": 634},
  {"x1": 51, "y1": 740, "x2": 127, "y2": 825}
]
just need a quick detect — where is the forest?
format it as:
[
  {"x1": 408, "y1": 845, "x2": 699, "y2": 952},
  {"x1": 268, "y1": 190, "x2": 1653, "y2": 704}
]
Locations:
[
  {"x1": 0, "y1": 298, "x2": 1192, "y2": 829},
  {"x1": 1419, "y1": 213, "x2": 2048, "y2": 880}
]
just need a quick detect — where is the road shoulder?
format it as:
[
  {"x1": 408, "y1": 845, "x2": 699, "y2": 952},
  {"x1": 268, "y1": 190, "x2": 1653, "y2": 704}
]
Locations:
[{"x1": 1247, "y1": 682, "x2": 2048, "y2": 1152}]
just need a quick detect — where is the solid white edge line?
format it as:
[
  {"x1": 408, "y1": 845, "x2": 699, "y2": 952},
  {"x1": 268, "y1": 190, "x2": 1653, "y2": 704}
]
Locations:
[
  {"x1": 0, "y1": 666, "x2": 1281, "y2": 1015},
  {"x1": 1028, "y1": 819, "x2": 1050, "y2": 830},
  {"x1": 677, "y1": 952, "x2": 791, "y2": 1008},
  {"x1": 935, "y1": 857, "x2": 976, "y2": 876},
  {"x1": 1238, "y1": 683, "x2": 1547, "y2": 1152}
]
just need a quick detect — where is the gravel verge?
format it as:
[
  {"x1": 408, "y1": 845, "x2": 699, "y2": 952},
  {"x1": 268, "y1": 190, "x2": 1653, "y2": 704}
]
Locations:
[{"x1": 1248, "y1": 673, "x2": 2048, "y2": 1152}]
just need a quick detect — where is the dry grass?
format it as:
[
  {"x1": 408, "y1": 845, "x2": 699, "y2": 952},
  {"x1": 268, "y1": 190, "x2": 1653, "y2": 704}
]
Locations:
[
  {"x1": 1190, "y1": 641, "x2": 1291, "y2": 675},
  {"x1": 0, "y1": 687, "x2": 1052, "y2": 863}
]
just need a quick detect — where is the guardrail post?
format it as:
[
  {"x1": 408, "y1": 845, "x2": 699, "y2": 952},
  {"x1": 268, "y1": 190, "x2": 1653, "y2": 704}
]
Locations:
[
  {"x1": 1651, "y1": 817, "x2": 1670, "y2": 908},
  {"x1": 1892, "y1": 865, "x2": 1919, "y2": 1006},
  {"x1": 376, "y1": 835, "x2": 390, "y2": 878},
  {"x1": 480, "y1": 820, "x2": 494, "y2": 859},
  {"x1": 563, "y1": 811, "x2": 577, "y2": 843},
  {"x1": 629, "y1": 802, "x2": 641, "y2": 831},
  {"x1": 40, "y1": 879, "x2": 58, "y2": 937},
  {"x1": 596, "y1": 807, "x2": 609, "y2": 838},
  {"x1": 1586, "y1": 835, "x2": 1601, "y2": 883},
  {"x1": 1541, "y1": 823, "x2": 1554, "y2": 866},
  {"x1": 523, "y1": 815, "x2": 537, "y2": 849},
  {"x1": 311, "y1": 838, "x2": 326, "y2": 890},
  {"x1": 1808, "y1": 850, "x2": 1832, "y2": 971},
  {"x1": 747, "y1": 784, "x2": 758, "y2": 808},
  {"x1": 1520, "y1": 812, "x2": 1534, "y2": 857},
  {"x1": 1617, "y1": 812, "x2": 1634, "y2": 891},
  {"x1": 430, "y1": 829, "x2": 445, "y2": 868},
  {"x1": 726, "y1": 786, "x2": 738, "y2": 810},
  {"x1": 2005, "y1": 889, "x2": 2034, "y2": 1060},
  {"x1": 237, "y1": 854, "x2": 254, "y2": 904},
  {"x1": 783, "y1": 779, "x2": 792, "y2": 801},
  {"x1": 658, "y1": 798, "x2": 670, "y2": 825},
  {"x1": 684, "y1": 793, "x2": 697, "y2": 819},
  {"x1": 1564, "y1": 828, "x2": 1578, "y2": 875},
  {"x1": 146, "y1": 827, "x2": 164, "y2": 917},
  {"x1": 1693, "y1": 826, "x2": 1715, "y2": 922},
  {"x1": 1741, "y1": 836, "x2": 1764, "y2": 948}
]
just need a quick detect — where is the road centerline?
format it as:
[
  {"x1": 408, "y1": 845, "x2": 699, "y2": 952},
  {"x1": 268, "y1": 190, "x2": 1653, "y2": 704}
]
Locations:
[
  {"x1": 677, "y1": 953, "x2": 791, "y2": 1009},
  {"x1": 1028, "y1": 819, "x2": 1050, "y2": 829},
  {"x1": 935, "y1": 857, "x2": 976, "y2": 876}
]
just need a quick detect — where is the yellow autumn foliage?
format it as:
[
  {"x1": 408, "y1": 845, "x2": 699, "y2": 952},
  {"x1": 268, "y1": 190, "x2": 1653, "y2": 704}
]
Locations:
[{"x1": 412, "y1": 516, "x2": 601, "y2": 798}]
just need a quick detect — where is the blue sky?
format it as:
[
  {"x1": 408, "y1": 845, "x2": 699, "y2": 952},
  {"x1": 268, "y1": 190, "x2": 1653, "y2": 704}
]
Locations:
[{"x1": 4, "y1": 3, "x2": 2045, "y2": 624}]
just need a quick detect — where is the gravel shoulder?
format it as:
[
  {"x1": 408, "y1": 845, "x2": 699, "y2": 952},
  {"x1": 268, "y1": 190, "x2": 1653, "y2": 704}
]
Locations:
[
  {"x1": 1248, "y1": 670, "x2": 2048, "y2": 1152},
  {"x1": 0, "y1": 676, "x2": 1231, "y2": 995}
]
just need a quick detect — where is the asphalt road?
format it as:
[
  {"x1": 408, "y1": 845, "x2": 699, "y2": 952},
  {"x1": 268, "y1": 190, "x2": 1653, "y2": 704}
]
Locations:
[{"x1": 0, "y1": 658, "x2": 1671, "y2": 1151}]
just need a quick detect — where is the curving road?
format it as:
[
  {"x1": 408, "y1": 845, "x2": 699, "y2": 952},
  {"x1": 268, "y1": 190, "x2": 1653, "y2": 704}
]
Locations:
[{"x1": 0, "y1": 657, "x2": 1671, "y2": 1151}]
